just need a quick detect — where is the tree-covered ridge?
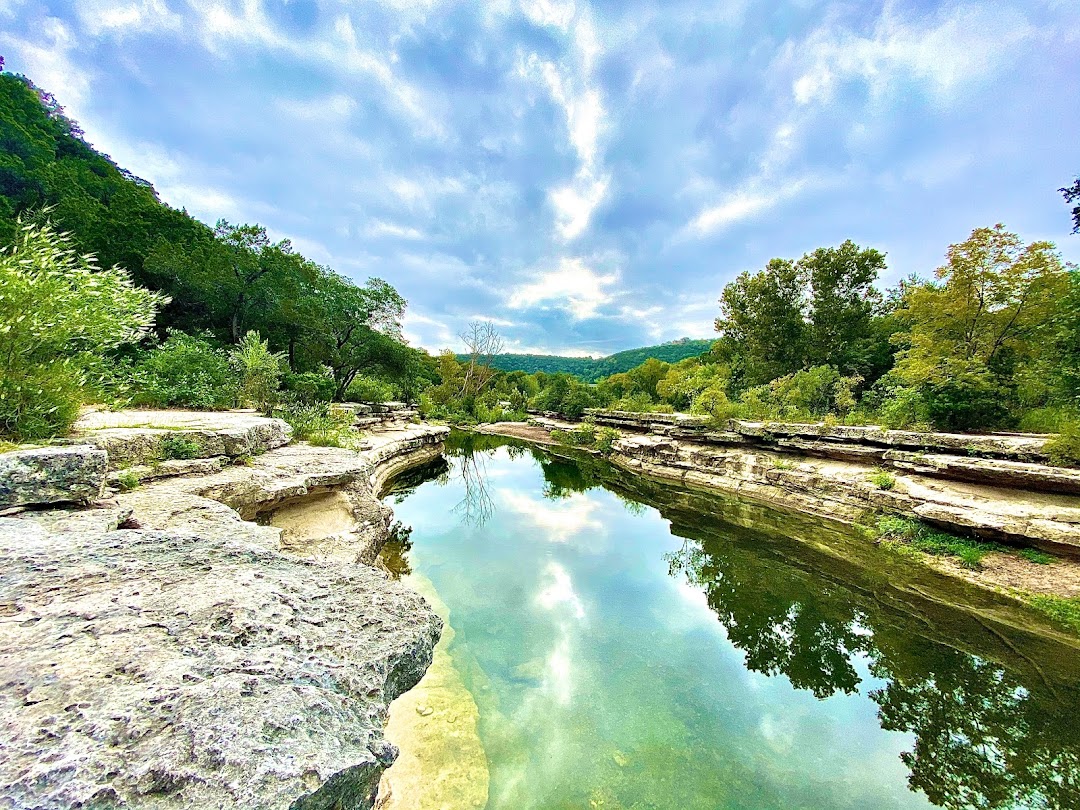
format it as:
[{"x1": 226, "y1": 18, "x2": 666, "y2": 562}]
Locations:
[
  {"x1": 0, "y1": 70, "x2": 437, "y2": 439},
  {"x1": 459, "y1": 338, "x2": 714, "y2": 381}
]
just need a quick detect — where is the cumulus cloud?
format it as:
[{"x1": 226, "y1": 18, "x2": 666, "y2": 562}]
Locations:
[{"x1": 507, "y1": 257, "x2": 619, "y2": 320}]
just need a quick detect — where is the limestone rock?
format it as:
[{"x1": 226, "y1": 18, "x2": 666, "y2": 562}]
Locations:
[
  {"x1": 0, "y1": 445, "x2": 106, "y2": 508},
  {"x1": 0, "y1": 525, "x2": 441, "y2": 810}
]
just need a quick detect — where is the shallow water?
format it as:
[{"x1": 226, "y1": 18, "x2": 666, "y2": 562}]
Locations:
[{"x1": 381, "y1": 433, "x2": 1080, "y2": 810}]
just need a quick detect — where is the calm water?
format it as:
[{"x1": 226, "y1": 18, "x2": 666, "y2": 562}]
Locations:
[{"x1": 382, "y1": 433, "x2": 1080, "y2": 810}]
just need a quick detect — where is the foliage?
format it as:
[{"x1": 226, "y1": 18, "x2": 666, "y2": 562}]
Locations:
[
  {"x1": 115, "y1": 470, "x2": 141, "y2": 491},
  {"x1": 470, "y1": 338, "x2": 713, "y2": 381},
  {"x1": 160, "y1": 435, "x2": 202, "y2": 460},
  {"x1": 1045, "y1": 423, "x2": 1080, "y2": 467},
  {"x1": 1017, "y1": 548, "x2": 1054, "y2": 565},
  {"x1": 691, "y1": 385, "x2": 738, "y2": 424},
  {"x1": 738, "y1": 366, "x2": 862, "y2": 422},
  {"x1": 1026, "y1": 594, "x2": 1080, "y2": 634},
  {"x1": 1062, "y1": 177, "x2": 1080, "y2": 234},
  {"x1": 274, "y1": 402, "x2": 354, "y2": 446},
  {"x1": 594, "y1": 426, "x2": 620, "y2": 456},
  {"x1": 876, "y1": 516, "x2": 1001, "y2": 569},
  {"x1": 132, "y1": 332, "x2": 236, "y2": 409},
  {"x1": 870, "y1": 471, "x2": 896, "y2": 490},
  {"x1": 283, "y1": 370, "x2": 335, "y2": 404},
  {"x1": 230, "y1": 331, "x2": 285, "y2": 413},
  {"x1": 344, "y1": 374, "x2": 396, "y2": 404},
  {"x1": 0, "y1": 219, "x2": 164, "y2": 439}
]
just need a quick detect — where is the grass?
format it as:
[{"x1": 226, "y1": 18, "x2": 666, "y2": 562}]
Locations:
[
  {"x1": 1025, "y1": 594, "x2": 1080, "y2": 634},
  {"x1": 869, "y1": 470, "x2": 896, "y2": 490},
  {"x1": 115, "y1": 470, "x2": 141, "y2": 491},
  {"x1": 1017, "y1": 548, "x2": 1056, "y2": 565},
  {"x1": 0, "y1": 440, "x2": 20, "y2": 453},
  {"x1": 876, "y1": 515, "x2": 1002, "y2": 569},
  {"x1": 160, "y1": 434, "x2": 202, "y2": 460}
]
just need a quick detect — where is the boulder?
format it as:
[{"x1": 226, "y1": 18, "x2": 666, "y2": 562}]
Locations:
[
  {"x1": 0, "y1": 445, "x2": 106, "y2": 508},
  {"x1": 0, "y1": 525, "x2": 441, "y2": 810}
]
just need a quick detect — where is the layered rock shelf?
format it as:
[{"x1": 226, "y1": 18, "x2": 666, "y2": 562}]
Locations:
[
  {"x1": 0, "y1": 413, "x2": 449, "y2": 810},
  {"x1": 520, "y1": 411, "x2": 1080, "y2": 555}
]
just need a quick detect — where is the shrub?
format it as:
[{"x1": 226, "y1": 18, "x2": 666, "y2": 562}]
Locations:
[
  {"x1": 691, "y1": 385, "x2": 738, "y2": 424},
  {"x1": 876, "y1": 515, "x2": 1000, "y2": 569},
  {"x1": 876, "y1": 385, "x2": 926, "y2": 430},
  {"x1": 595, "y1": 427, "x2": 620, "y2": 456},
  {"x1": 0, "y1": 219, "x2": 165, "y2": 439},
  {"x1": 1046, "y1": 423, "x2": 1080, "y2": 468},
  {"x1": 132, "y1": 332, "x2": 236, "y2": 409},
  {"x1": 160, "y1": 435, "x2": 202, "y2": 460},
  {"x1": 276, "y1": 402, "x2": 353, "y2": 443},
  {"x1": 921, "y1": 371, "x2": 1008, "y2": 432},
  {"x1": 230, "y1": 331, "x2": 285, "y2": 414},
  {"x1": 1019, "y1": 406, "x2": 1079, "y2": 434},
  {"x1": 870, "y1": 471, "x2": 896, "y2": 490},
  {"x1": 283, "y1": 371, "x2": 336, "y2": 404},
  {"x1": 116, "y1": 470, "x2": 141, "y2": 491},
  {"x1": 344, "y1": 374, "x2": 396, "y2": 404}
]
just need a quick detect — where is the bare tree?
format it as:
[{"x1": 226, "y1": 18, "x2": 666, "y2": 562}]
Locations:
[{"x1": 458, "y1": 321, "x2": 503, "y2": 400}]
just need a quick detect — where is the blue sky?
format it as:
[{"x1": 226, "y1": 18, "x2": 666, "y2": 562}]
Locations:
[{"x1": 2, "y1": 0, "x2": 1079, "y2": 356}]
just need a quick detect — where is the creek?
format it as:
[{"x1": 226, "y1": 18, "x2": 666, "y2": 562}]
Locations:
[{"x1": 376, "y1": 432, "x2": 1080, "y2": 810}]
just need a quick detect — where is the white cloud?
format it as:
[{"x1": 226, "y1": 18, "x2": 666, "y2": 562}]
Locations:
[
  {"x1": 687, "y1": 179, "x2": 808, "y2": 236},
  {"x1": 507, "y1": 257, "x2": 618, "y2": 320},
  {"x1": 550, "y1": 171, "x2": 608, "y2": 240},
  {"x1": 276, "y1": 92, "x2": 356, "y2": 121},
  {"x1": 791, "y1": 3, "x2": 1038, "y2": 106},
  {"x1": 364, "y1": 219, "x2": 426, "y2": 240},
  {"x1": 520, "y1": 0, "x2": 576, "y2": 32},
  {"x1": 73, "y1": 0, "x2": 181, "y2": 36},
  {"x1": 535, "y1": 561, "x2": 586, "y2": 619},
  {"x1": 0, "y1": 18, "x2": 91, "y2": 110},
  {"x1": 500, "y1": 490, "x2": 603, "y2": 542}
]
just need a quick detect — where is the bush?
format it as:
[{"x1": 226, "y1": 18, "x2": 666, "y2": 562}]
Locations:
[
  {"x1": 0, "y1": 219, "x2": 165, "y2": 439},
  {"x1": 275, "y1": 402, "x2": 353, "y2": 443},
  {"x1": 230, "y1": 331, "x2": 285, "y2": 414},
  {"x1": 595, "y1": 427, "x2": 620, "y2": 456},
  {"x1": 283, "y1": 371, "x2": 336, "y2": 404},
  {"x1": 921, "y1": 372, "x2": 1008, "y2": 432},
  {"x1": 344, "y1": 374, "x2": 396, "y2": 404},
  {"x1": 870, "y1": 471, "x2": 896, "y2": 490},
  {"x1": 160, "y1": 435, "x2": 202, "y2": 460},
  {"x1": 1046, "y1": 423, "x2": 1080, "y2": 468},
  {"x1": 876, "y1": 385, "x2": 927, "y2": 430},
  {"x1": 691, "y1": 385, "x2": 738, "y2": 424},
  {"x1": 1018, "y1": 406, "x2": 1079, "y2": 434},
  {"x1": 132, "y1": 332, "x2": 236, "y2": 409},
  {"x1": 116, "y1": 470, "x2": 141, "y2": 491}
]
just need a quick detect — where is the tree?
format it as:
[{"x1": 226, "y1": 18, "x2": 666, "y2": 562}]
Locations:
[
  {"x1": 715, "y1": 258, "x2": 807, "y2": 387},
  {"x1": 310, "y1": 270, "x2": 407, "y2": 399},
  {"x1": 0, "y1": 219, "x2": 166, "y2": 438},
  {"x1": 458, "y1": 321, "x2": 503, "y2": 403},
  {"x1": 803, "y1": 240, "x2": 886, "y2": 375},
  {"x1": 1062, "y1": 177, "x2": 1080, "y2": 234},
  {"x1": 893, "y1": 225, "x2": 1070, "y2": 430}
]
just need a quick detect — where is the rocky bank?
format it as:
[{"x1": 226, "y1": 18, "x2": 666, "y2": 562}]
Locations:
[{"x1": 0, "y1": 411, "x2": 449, "y2": 810}]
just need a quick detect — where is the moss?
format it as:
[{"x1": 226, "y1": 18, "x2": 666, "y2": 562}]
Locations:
[
  {"x1": 1025, "y1": 594, "x2": 1080, "y2": 634},
  {"x1": 876, "y1": 515, "x2": 1002, "y2": 569}
]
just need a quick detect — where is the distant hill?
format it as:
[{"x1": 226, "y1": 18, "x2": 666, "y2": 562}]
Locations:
[{"x1": 461, "y1": 338, "x2": 714, "y2": 382}]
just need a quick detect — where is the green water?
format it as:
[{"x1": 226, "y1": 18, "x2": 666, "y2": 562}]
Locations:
[{"x1": 383, "y1": 433, "x2": 1080, "y2": 810}]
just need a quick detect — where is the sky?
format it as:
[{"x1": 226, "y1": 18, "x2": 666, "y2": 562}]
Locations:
[{"x1": 2, "y1": 0, "x2": 1080, "y2": 356}]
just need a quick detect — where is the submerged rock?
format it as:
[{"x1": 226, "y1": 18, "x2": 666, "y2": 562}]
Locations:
[{"x1": 0, "y1": 445, "x2": 107, "y2": 508}]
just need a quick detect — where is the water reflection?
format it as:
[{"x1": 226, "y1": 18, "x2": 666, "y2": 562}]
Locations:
[{"x1": 388, "y1": 433, "x2": 1080, "y2": 809}]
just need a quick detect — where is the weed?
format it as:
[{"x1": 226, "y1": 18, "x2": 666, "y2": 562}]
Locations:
[
  {"x1": 771, "y1": 458, "x2": 795, "y2": 470},
  {"x1": 115, "y1": 470, "x2": 141, "y2": 491},
  {"x1": 870, "y1": 470, "x2": 896, "y2": 490},
  {"x1": 1017, "y1": 548, "x2": 1055, "y2": 565},
  {"x1": 1026, "y1": 594, "x2": 1080, "y2": 634},
  {"x1": 160, "y1": 435, "x2": 202, "y2": 460},
  {"x1": 876, "y1": 515, "x2": 1002, "y2": 569}
]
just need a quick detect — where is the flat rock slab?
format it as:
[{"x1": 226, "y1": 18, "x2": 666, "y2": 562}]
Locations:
[
  {"x1": 72, "y1": 410, "x2": 292, "y2": 469},
  {"x1": 0, "y1": 524, "x2": 441, "y2": 810},
  {"x1": 0, "y1": 445, "x2": 106, "y2": 508}
]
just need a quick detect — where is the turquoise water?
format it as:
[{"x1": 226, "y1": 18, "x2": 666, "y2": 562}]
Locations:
[{"x1": 383, "y1": 434, "x2": 1080, "y2": 810}]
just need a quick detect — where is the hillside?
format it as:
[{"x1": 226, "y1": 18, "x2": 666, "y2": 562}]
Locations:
[{"x1": 464, "y1": 339, "x2": 714, "y2": 382}]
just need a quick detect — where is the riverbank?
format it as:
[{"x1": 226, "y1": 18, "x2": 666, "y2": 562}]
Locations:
[
  {"x1": 0, "y1": 410, "x2": 449, "y2": 809},
  {"x1": 476, "y1": 414, "x2": 1080, "y2": 610}
]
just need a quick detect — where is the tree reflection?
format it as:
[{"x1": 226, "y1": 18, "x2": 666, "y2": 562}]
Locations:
[
  {"x1": 454, "y1": 449, "x2": 495, "y2": 526},
  {"x1": 665, "y1": 529, "x2": 1080, "y2": 810}
]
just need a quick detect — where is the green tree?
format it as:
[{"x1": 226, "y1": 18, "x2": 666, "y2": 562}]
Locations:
[
  {"x1": 0, "y1": 219, "x2": 165, "y2": 438},
  {"x1": 1062, "y1": 177, "x2": 1080, "y2": 234},
  {"x1": 715, "y1": 258, "x2": 807, "y2": 387},
  {"x1": 893, "y1": 225, "x2": 1070, "y2": 430}
]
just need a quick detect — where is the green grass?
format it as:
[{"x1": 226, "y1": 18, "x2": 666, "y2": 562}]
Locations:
[
  {"x1": 115, "y1": 470, "x2": 141, "y2": 491},
  {"x1": 869, "y1": 471, "x2": 896, "y2": 490},
  {"x1": 160, "y1": 435, "x2": 202, "y2": 460},
  {"x1": 876, "y1": 515, "x2": 1002, "y2": 569},
  {"x1": 1017, "y1": 548, "x2": 1055, "y2": 565},
  {"x1": 0, "y1": 440, "x2": 20, "y2": 453},
  {"x1": 1026, "y1": 594, "x2": 1080, "y2": 634}
]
